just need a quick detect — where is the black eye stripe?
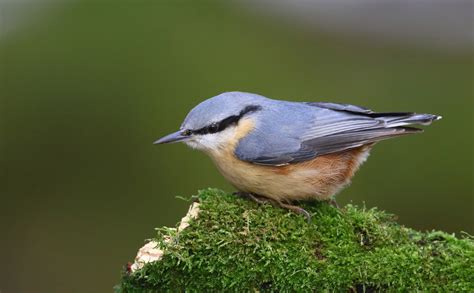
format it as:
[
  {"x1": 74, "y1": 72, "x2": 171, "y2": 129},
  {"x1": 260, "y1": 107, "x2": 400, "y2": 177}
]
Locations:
[
  {"x1": 240, "y1": 105, "x2": 262, "y2": 116},
  {"x1": 189, "y1": 104, "x2": 262, "y2": 135}
]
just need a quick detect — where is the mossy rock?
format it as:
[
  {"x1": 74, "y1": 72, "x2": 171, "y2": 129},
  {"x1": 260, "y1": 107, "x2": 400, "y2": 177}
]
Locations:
[{"x1": 117, "y1": 188, "x2": 474, "y2": 292}]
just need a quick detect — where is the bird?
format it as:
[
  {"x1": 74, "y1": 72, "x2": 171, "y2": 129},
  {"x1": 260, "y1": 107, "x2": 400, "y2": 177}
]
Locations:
[{"x1": 154, "y1": 91, "x2": 441, "y2": 219}]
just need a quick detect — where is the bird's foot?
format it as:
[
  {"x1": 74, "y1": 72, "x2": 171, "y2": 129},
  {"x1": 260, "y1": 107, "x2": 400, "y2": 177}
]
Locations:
[
  {"x1": 328, "y1": 198, "x2": 339, "y2": 209},
  {"x1": 232, "y1": 191, "x2": 268, "y2": 204},
  {"x1": 232, "y1": 191, "x2": 312, "y2": 222},
  {"x1": 278, "y1": 202, "x2": 312, "y2": 223}
]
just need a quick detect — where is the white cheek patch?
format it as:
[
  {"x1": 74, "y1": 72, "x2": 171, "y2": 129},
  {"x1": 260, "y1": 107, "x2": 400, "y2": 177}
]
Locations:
[
  {"x1": 184, "y1": 140, "x2": 200, "y2": 149},
  {"x1": 185, "y1": 127, "x2": 236, "y2": 151}
]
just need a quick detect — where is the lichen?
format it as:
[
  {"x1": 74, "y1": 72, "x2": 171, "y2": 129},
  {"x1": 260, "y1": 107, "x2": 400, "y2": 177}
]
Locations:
[{"x1": 117, "y1": 188, "x2": 474, "y2": 292}]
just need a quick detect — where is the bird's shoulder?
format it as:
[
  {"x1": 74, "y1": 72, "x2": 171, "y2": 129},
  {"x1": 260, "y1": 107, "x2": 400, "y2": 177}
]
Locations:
[{"x1": 234, "y1": 100, "x2": 379, "y2": 166}]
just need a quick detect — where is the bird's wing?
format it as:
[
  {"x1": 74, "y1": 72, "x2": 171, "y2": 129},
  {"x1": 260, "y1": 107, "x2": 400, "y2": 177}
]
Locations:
[{"x1": 235, "y1": 101, "x2": 439, "y2": 166}]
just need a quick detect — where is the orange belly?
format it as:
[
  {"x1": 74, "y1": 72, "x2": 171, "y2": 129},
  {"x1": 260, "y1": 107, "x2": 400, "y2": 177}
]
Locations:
[{"x1": 208, "y1": 145, "x2": 372, "y2": 203}]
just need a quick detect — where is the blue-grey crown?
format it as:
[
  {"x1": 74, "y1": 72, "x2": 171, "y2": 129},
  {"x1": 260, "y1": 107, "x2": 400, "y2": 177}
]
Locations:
[{"x1": 181, "y1": 92, "x2": 268, "y2": 132}]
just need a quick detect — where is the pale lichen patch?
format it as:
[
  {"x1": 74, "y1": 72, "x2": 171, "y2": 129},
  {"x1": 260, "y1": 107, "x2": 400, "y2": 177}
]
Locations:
[
  {"x1": 178, "y1": 202, "x2": 201, "y2": 231},
  {"x1": 130, "y1": 202, "x2": 200, "y2": 272}
]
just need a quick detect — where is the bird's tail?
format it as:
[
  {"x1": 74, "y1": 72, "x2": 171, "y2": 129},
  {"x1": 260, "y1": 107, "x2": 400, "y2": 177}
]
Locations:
[{"x1": 372, "y1": 112, "x2": 442, "y2": 128}]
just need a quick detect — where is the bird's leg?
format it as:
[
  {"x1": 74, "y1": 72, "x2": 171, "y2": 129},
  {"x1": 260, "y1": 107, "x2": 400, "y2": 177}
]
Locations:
[
  {"x1": 232, "y1": 191, "x2": 268, "y2": 204},
  {"x1": 328, "y1": 198, "x2": 339, "y2": 209},
  {"x1": 277, "y1": 202, "x2": 312, "y2": 223},
  {"x1": 233, "y1": 191, "x2": 312, "y2": 222}
]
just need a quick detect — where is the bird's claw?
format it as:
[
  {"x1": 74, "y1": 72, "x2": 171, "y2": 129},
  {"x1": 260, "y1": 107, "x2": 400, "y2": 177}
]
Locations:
[
  {"x1": 232, "y1": 191, "x2": 268, "y2": 204},
  {"x1": 233, "y1": 191, "x2": 312, "y2": 223},
  {"x1": 328, "y1": 198, "x2": 339, "y2": 209},
  {"x1": 278, "y1": 202, "x2": 312, "y2": 223}
]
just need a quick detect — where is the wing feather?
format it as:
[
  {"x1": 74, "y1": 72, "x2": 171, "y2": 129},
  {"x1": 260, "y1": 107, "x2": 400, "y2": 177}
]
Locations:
[{"x1": 235, "y1": 101, "x2": 440, "y2": 166}]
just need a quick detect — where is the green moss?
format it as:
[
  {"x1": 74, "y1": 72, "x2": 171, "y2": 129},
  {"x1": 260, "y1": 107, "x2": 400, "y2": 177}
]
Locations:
[{"x1": 117, "y1": 188, "x2": 474, "y2": 292}]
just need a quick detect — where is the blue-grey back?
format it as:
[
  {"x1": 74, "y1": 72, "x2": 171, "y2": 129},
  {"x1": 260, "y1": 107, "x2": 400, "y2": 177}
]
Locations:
[
  {"x1": 232, "y1": 92, "x2": 440, "y2": 165},
  {"x1": 178, "y1": 91, "x2": 439, "y2": 165}
]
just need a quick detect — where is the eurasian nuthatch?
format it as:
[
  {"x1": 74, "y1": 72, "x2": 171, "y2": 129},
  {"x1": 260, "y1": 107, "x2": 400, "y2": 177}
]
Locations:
[{"x1": 155, "y1": 92, "x2": 441, "y2": 218}]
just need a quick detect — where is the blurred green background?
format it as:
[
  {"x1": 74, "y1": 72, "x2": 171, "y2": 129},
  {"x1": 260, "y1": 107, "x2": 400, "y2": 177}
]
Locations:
[{"x1": 0, "y1": 1, "x2": 472, "y2": 292}]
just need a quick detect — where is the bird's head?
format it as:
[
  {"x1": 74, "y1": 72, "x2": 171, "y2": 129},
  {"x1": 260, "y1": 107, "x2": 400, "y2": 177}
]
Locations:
[{"x1": 154, "y1": 92, "x2": 266, "y2": 152}]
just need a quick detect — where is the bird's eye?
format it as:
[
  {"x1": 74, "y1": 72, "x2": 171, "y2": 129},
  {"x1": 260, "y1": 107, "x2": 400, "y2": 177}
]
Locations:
[
  {"x1": 208, "y1": 122, "x2": 219, "y2": 133},
  {"x1": 182, "y1": 129, "x2": 192, "y2": 136}
]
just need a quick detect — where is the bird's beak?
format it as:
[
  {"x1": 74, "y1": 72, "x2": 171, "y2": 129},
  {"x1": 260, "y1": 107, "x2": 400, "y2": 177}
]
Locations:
[{"x1": 153, "y1": 130, "x2": 189, "y2": 144}]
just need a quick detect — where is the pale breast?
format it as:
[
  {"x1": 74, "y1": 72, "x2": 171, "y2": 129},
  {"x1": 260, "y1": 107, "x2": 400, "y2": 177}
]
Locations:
[{"x1": 206, "y1": 118, "x2": 371, "y2": 202}]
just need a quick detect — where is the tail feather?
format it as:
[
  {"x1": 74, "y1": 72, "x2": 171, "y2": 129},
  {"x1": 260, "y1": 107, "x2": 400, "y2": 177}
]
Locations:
[{"x1": 375, "y1": 113, "x2": 442, "y2": 128}]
